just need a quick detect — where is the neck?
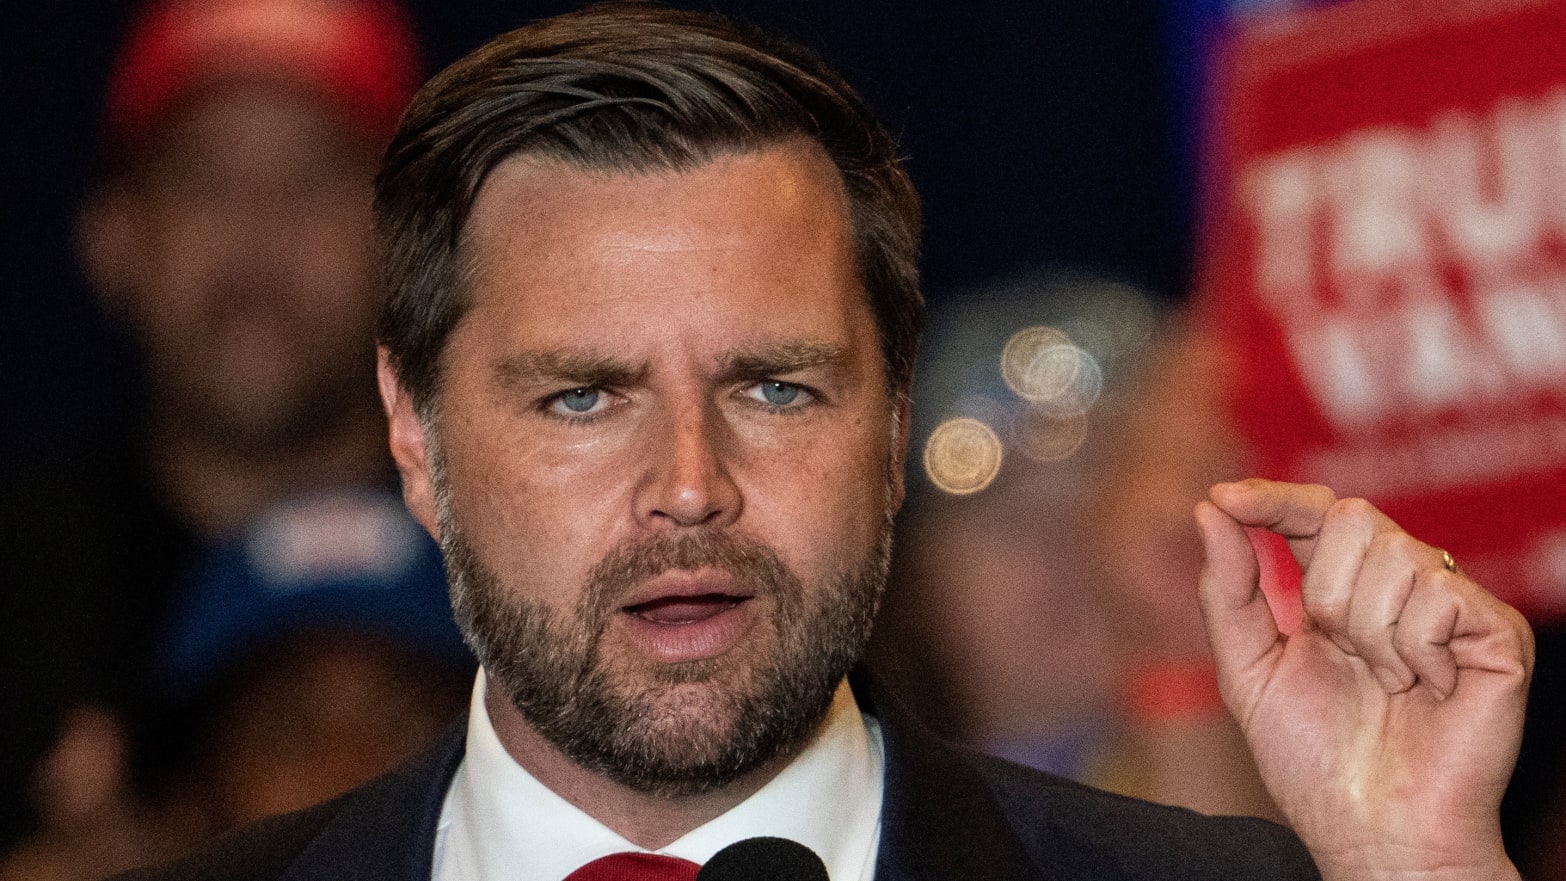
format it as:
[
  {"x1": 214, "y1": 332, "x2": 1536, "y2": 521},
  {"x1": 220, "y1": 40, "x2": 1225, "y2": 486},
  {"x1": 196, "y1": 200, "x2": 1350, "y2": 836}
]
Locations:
[
  {"x1": 482, "y1": 672, "x2": 805, "y2": 850},
  {"x1": 146, "y1": 401, "x2": 391, "y2": 537}
]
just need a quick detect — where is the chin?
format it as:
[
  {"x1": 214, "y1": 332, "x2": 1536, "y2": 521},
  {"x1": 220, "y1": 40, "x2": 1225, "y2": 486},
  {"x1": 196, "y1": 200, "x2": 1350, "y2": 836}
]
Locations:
[{"x1": 529, "y1": 649, "x2": 839, "y2": 799}]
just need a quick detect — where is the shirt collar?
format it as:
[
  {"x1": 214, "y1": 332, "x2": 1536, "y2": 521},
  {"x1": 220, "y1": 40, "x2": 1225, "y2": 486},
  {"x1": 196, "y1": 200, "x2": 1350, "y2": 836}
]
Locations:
[{"x1": 436, "y1": 671, "x2": 883, "y2": 881}]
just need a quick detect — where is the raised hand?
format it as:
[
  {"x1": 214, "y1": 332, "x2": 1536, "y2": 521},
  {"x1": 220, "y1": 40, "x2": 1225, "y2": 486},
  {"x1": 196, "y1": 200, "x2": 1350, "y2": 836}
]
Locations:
[{"x1": 1195, "y1": 479, "x2": 1533, "y2": 881}]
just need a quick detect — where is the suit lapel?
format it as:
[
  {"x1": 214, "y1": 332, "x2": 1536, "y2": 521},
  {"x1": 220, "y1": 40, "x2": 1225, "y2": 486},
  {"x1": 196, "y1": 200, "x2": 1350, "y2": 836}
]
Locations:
[
  {"x1": 281, "y1": 721, "x2": 466, "y2": 881},
  {"x1": 857, "y1": 675, "x2": 1054, "y2": 881}
]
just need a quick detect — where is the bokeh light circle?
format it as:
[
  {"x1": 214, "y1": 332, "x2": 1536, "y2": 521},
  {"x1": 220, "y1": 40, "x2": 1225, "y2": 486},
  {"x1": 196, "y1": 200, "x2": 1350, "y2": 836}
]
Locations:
[
  {"x1": 1000, "y1": 326, "x2": 1076, "y2": 402},
  {"x1": 923, "y1": 417, "x2": 1003, "y2": 495},
  {"x1": 1013, "y1": 408, "x2": 1089, "y2": 462},
  {"x1": 1044, "y1": 347, "x2": 1103, "y2": 414}
]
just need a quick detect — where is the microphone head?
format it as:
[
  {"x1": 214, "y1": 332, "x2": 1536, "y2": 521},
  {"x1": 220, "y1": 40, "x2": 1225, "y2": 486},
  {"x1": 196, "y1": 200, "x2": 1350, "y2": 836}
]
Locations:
[{"x1": 695, "y1": 837, "x2": 830, "y2": 881}]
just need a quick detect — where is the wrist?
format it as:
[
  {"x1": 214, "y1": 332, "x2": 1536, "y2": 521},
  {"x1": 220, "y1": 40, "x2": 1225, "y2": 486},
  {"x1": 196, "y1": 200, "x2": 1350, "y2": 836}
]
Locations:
[{"x1": 1312, "y1": 845, "x2": 1519, "y2": 881}]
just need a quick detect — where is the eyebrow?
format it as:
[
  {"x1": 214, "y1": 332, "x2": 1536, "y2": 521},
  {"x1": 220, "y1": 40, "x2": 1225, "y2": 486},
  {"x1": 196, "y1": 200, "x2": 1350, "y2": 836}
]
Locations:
[
  {"x1": 493, "y1": 350, "x2": 646, "y2": 391},
  {"x1": 716, "y1": 340, "x2": 851, "y2": 382},
  {"x1": 491, "y1": 339, "x2": 851, "y2": 392}
]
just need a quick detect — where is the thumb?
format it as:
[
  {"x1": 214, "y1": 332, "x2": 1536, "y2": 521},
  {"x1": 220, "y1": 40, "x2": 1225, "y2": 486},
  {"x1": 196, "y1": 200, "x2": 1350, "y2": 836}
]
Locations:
[{"x1": 1195, "y1": 500, "x2": 1285, "y2": 720}]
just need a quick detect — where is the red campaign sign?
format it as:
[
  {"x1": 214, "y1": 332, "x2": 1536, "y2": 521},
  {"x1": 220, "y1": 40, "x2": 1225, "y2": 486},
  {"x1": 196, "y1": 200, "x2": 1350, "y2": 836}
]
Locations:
[{"x1": 1199, "y1": 0, "x2": 1566, "y2": 621}]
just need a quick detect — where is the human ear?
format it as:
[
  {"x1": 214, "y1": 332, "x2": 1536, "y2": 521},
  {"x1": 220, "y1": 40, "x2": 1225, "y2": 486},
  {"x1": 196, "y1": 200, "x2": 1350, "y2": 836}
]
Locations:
[{"x1": 377, "y1": 348, "x2": 441, "y2": 540}]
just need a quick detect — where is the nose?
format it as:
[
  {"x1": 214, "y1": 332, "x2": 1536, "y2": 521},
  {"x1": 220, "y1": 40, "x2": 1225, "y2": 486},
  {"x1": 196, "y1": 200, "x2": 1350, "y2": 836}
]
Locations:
[{"x1": 636, "y1": 401, "x2": 742, "y2": 530}]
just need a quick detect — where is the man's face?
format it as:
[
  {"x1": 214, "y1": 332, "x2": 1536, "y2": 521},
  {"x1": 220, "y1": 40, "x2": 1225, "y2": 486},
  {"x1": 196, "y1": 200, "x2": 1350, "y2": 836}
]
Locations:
[
  {"x1": 108, "y1": 82, "x2": 380, "y2": 450},
  {"x1": 388, "y1": 142, "x2": 904, "y2": 794}
]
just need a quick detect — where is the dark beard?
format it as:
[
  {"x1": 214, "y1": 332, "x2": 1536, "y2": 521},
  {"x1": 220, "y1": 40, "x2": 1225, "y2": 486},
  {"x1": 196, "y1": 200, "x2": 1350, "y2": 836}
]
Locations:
[{"x1": 440, "y1": 506, "x2": 890, "y2": 798}]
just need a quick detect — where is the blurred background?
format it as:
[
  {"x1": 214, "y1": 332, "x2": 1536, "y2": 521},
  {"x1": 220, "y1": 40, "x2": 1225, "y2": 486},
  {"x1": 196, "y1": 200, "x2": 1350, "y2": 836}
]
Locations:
[{"x1": 6, "y1": 0, "x2": 1566, "y2": 878}]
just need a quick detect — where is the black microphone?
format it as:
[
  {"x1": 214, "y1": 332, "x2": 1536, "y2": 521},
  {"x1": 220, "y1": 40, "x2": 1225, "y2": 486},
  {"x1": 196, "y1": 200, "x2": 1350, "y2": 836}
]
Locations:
[{"x1": 695, "y1": 837, "x2": 831, "y2": 881}]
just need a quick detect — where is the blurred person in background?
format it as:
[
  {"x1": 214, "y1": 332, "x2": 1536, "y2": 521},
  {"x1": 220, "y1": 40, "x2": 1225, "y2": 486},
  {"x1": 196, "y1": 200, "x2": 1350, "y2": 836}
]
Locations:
[
  {"x1": 148, "y1": 490, "x2": 471, "y2": 838},
  {"x1": 0, "y1": 0, "x2": 424, "y2": 868},
  {"x1": 1, "y1": 490, "x2": 472, "y2": 880},
  {"x1": 1082, "y1": 325, "x2": 1280, "y2": 818},
  {"x1": 871, "y1": 273, "x2": 1144, "y2": 774},
  {"x1": 874, "y1": 286, "x2": 1282, "y2": 817}
]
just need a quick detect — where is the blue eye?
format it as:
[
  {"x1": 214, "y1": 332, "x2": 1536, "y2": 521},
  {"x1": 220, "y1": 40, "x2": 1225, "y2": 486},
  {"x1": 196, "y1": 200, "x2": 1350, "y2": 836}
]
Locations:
[
  {"x1": 556, "y1": 388, "x2": 600, "y2": 413},
  {"x1": 758, "y1": 381, "x2": 800, "y2": 406}
]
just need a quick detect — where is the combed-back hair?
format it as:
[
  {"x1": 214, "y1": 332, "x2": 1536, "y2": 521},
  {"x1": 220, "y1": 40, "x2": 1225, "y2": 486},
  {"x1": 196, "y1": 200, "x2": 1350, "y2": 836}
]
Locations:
[{"x1": 374, "y1": 2, "x2": 922, "y2": 414}]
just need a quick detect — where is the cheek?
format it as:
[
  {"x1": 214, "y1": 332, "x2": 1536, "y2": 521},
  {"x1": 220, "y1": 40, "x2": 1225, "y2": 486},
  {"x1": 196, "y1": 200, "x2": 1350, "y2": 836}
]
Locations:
[
  {"x1": 137, "y1": 215, "x2": 212, "y2": 304},
  {"x1": 440, "y1": 406, "x2": 639, "y2": 597},
  {"x1": 129, "y1": 262, "x2": 207, "y2": 352},
  {"x1": 735, "y1": 417, "x2": 891, "y2": 576}
]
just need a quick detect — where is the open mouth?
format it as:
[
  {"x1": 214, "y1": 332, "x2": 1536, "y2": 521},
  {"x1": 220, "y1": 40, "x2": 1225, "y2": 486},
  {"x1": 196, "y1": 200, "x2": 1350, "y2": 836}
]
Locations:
[
  {"x1": 624, "y1": 594, "x2": 750, "y2": 625},
  {"x1": 616, "y1": 585, "x2": 758, "y2": 662}
]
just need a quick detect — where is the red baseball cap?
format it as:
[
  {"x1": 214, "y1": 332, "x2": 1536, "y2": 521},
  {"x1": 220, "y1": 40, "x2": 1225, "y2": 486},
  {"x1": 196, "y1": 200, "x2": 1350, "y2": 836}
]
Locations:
[{"x1": 104, "y1": 0, "x2": 422, "y2": 149}]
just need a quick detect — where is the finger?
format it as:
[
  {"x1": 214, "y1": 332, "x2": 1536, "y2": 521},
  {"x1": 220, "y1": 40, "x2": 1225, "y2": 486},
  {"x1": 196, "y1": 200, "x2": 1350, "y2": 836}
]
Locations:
[
  {"x1": 1391, "y1": 570, "x2": 1461, "y2": 698},
  {"x1": 1393, "y1": 569, "x2": 1534, "y2": 700},
  {"x1": 1208, "y1": 479, "x2": 1338, "y2": 567},
  {"x1": 1343, "y1": 529, "x2": 1433, "y2": 693},
  {"x1": 1195, "y1": 500, "x2": 1285, "y2": 717},
  {"x1": 1301, "y1": 497, "x2": 1398, "y2": 654}
]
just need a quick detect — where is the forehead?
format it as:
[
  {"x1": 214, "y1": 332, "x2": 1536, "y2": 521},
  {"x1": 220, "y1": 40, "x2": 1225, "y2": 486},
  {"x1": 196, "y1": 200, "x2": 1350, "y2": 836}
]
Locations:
[
  {"x1": 132, "y1": 81, "x2": 371, "y2": 181},
  {"x1": 456, "y1": 141, "x2": 874, "y2": 359}
]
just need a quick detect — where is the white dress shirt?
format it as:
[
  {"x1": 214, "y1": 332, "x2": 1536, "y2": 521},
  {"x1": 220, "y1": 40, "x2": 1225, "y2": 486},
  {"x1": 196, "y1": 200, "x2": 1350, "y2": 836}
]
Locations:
[{"x1": 431, "y1": 672, "x2": 885, "y2": 881}]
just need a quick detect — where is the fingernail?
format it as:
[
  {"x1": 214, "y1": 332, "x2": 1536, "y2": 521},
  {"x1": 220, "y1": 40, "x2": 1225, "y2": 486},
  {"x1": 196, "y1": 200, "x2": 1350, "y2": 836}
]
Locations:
[{"x1": 1373, "y1": 667, "x2": 1407, "y2": 693}]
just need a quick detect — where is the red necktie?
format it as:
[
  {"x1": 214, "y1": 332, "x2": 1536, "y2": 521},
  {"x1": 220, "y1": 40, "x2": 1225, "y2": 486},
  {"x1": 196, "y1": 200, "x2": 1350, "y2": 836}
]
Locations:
[{"x1": 563, "y1": 853, "x2": 701, "y2": 881}]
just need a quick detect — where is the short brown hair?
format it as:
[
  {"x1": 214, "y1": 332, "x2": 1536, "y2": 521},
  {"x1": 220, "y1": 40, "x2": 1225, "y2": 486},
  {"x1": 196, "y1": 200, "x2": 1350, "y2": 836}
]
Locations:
[{"x1": 373, "y1": 2, "x2": 922, "y2": 414}]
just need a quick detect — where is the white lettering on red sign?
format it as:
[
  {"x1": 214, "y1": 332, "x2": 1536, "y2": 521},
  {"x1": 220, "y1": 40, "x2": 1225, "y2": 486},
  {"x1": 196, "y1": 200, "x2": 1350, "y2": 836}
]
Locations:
[{"x1": 1242, "y1": 90, "x2": 1566, "y2": 430}]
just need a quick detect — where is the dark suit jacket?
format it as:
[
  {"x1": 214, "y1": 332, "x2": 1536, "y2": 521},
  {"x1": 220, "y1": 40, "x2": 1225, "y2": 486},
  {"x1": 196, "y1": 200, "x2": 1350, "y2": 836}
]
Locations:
[{"x1": 122, "y1": 678, "x2": 1320, "y2": 881}]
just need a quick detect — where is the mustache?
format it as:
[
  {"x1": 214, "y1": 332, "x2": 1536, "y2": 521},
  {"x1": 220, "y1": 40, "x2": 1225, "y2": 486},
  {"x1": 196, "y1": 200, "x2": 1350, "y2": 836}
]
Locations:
[{"x1": 586, "y1": 531, "x2": 798, "y2": 608}]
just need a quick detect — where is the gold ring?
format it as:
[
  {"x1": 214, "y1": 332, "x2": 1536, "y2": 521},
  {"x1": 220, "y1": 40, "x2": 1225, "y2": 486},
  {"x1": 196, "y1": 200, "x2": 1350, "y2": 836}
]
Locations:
[{"x1": 1439, "y1": 549, "x2": 1458, "y2": 574}]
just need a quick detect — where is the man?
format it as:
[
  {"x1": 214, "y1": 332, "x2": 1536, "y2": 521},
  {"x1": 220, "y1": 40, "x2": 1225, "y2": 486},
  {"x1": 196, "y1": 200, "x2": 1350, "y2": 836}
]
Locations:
[
  {"x1": 126, "y1": 5, "x2": 1534, "y2": 880},
  {"x1": 0, "y1": 0, "x2": 423, "y2": 854}
]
